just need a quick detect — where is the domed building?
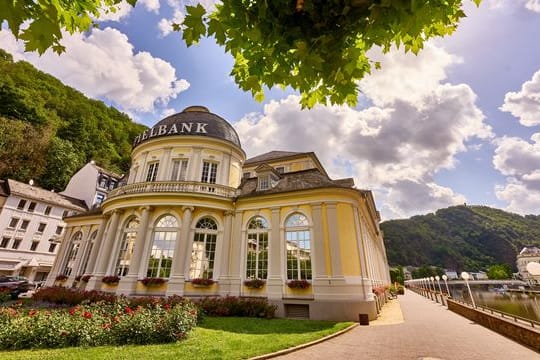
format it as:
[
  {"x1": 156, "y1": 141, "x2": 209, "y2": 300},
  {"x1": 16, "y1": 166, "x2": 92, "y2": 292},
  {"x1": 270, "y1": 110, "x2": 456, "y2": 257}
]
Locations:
[{"x1": 47, "y1": 106, "x2": 390, "y2": 321}]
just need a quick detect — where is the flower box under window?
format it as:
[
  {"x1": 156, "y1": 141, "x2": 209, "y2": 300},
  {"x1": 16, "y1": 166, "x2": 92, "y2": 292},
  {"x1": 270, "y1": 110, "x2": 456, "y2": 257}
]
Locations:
[
  {"x1": 191, "y1": 278, "x2": 215, "y2": 287},
  {"x1": 101, "y1": 275, "x2": 120, "y2": 285},
  {"x1": 55, "y1": 274, "x2": 68, "y2": 282},
  {"x1": 287, "y1": 279, "x2": 311, "y2": 289},
  {"x1": 244, "y1": 279, "x2": 266, "y2": 289},
  {"x1": 140, "y1": 277, "x2": 167, "y2": 287}
]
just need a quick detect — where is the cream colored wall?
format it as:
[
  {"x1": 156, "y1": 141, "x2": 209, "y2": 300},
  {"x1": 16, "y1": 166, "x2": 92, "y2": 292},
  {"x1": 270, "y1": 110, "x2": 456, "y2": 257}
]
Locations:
[
  {"x1": 243, "y1": 156, "x2": 316, "y2": 175},
  {"x1": 337, "y1": 203, "x2": 361, "y2": 276},
  {"x1": 129, "y1": 137, "x2": 244, "y2": 188}
]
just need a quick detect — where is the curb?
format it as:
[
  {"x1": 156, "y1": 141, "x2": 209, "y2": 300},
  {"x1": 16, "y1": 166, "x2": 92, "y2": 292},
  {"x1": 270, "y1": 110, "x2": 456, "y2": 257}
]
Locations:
[{"x1": 249, "y1": 322, "x2": 359, "y2": 360}]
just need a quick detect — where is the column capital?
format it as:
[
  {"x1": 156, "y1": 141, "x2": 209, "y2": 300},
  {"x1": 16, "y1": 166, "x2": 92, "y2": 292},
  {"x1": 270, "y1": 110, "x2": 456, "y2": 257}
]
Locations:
[
  {"x1": 224, "y1": 210, "x2": 234, "y2": 217},
  {"x1": 138, "y1": 205, "x2": 153, "y2": 212},
  {"x1": 181, "y1": 206, "x2": 195, "y2": 213},
  {"x1": 325, "y1": 201, "x2": 338, "y2": 208},
  {"x1": 310, "y1": 202, "x2": 323, "y2": 210},
  {"x1": 105, "y1": 208, "x2": 124, "y2": 216},
  {"x1": 270, "y1": 207, "x2": 280, "y2": 213}
]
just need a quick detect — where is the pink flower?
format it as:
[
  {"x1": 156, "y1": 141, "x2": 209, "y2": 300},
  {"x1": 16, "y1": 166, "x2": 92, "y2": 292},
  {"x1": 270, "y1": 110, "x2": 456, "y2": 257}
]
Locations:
[{"x1": 83, "y1": 311, "x2": 92, "y2": 319}]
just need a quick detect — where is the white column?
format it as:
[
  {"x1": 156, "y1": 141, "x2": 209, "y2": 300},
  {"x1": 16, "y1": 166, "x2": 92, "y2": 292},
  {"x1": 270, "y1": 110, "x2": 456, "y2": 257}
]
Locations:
[
  {"x1": 167, "y1": 206, "x2": 193, "y2": 296},
  {"x1": 266, "y1": 207, "x2": 283, "y2": 298},
  {"x1": 126, "y1": 206, "x2": 153, "y2": 277},
  {"x1": 72, "y1": 225, "x2": 91, "y2": 277},
  {"x1": 220, "y1": 153, "x2": 231, "y2": 186},
  {"x1": 218, "y1": 210, "x2": 234, "y2": 295},
  {"x1": 45, "y1": 226, "x2": 73, "y2": 286},
  {"x1": 353, "y1": 205, "x2": 371, "y2": 300},
  {"x1": 227, "y1": 209, "x2": 243, "y2": 293},
  {"x1": 157, "y1": 147, "x2": 172, "y2": 180},
  {"x1": 190, "y1": 147, "x2": 202, "y2": 181},
  {"x1": 85, "y1": 216, "x2": 109, "y2": 275},
  {"x1": 135, "y1": 152, "x2": 149, "y2": 182},
  {"x1": 94, "y1": 210, "x2": 122, "y2": 276},
  {"x1": 311, "y1": 203, "x2": 327, "y2": 280}
]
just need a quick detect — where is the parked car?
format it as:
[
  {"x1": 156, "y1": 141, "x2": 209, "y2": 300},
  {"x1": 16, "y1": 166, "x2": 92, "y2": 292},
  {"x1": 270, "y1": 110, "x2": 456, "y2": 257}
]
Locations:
[{"x1": 0, "y1": 276, "x2": 33, "y2": 299}]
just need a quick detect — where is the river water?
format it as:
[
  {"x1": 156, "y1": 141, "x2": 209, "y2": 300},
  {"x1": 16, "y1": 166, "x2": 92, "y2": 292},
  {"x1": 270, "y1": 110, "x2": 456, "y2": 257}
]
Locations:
[{"x1": 448, "y1": 284, "x2": 540, "y2": 322}]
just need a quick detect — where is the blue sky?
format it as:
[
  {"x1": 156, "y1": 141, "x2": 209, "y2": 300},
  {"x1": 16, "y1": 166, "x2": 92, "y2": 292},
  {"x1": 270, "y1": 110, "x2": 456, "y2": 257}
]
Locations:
[{"x1": 1, "y1": 0, "x2": 540, "y2": 220}]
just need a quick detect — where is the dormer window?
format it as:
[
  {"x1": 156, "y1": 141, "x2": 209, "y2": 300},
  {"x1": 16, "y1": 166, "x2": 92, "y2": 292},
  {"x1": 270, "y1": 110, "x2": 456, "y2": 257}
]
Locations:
[
  {"x1": 259, "y1": 175, "x2": 270, "y2": 190},
  {"x1": 276, "y1": 166, "x2": 285, "y2": 174},
  {"x1": 243, "y1": 172, "x2": 251, "y2": 179}
]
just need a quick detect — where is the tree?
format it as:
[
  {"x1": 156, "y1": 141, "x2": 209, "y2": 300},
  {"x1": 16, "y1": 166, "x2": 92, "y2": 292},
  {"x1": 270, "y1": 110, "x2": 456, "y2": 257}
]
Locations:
[
  {"x1": 390, "y1": 265, "x2": 404, "y2": 285},
  {"x1": 1, "y1": 1, "x2": 481, "y2": 108},
  {"x1": 487, "y1": 264, "x2": 512, "y2": 280}
]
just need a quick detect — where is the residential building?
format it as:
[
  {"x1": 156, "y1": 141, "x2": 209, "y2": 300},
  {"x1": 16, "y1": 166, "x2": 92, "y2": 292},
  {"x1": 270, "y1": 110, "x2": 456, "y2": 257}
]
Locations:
[
  {"x1": 0, "y1": 179, "x2": 86, "y2": 282},
  {"x1": 46, "y1": 106, "x2": 390, "y2": 321},
  {"x1": 517, "y1": 246, "x2": 540, "y2": 285}
]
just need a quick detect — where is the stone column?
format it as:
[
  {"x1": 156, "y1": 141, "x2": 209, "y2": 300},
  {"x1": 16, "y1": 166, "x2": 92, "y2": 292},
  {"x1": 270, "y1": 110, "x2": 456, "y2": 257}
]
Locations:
[
  {"x1": 353, "y1": 205, "x2": 372, "y2": 300},
  {"x1": 167, "y1": 206, "x2": 193, "y2": 296},
  {"x1": 45, "y1": 226, "x2": 73, "y2": 287},
  {"x1": 218, "y1": 210, "x2": 234, "y2": 295},
  {"x1": 85, "y1": 215, "x2": 110, "y2": 275},
  {"x1": 326, "y1": 202, "x2": 344, "y2": 281},
  {"x1": 117, "y1": 206, "x2": 153, "y2": 295},
  {"x1": 220, "y1": 153, "x2": 231, "y2": 186},
  {"x1": 135, "y1": 151, "x2": 149, "y2": 182},
  {"x1": 71, "y1": 225, "x2": 91, "y2": 277},
  {"x1": 266, "y1": 207, "x2": 283, "y2": 299},
  {"x1": 190, "y1": 147, "x2": 202, "y2": 181},
  {"x1": 86, "y1": 209, "x2": 122, "y2": 290}
]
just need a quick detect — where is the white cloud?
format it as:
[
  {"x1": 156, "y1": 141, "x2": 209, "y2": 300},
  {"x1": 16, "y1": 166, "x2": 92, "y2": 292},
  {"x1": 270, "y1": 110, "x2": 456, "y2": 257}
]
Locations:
[
  {"x1": 97, "y1": 1, "x2": 134, "y2": 21},
  {"x1": 500, "y1": 69, "x2": 540, "y2": 126},
  {"x1": 235, "y1": 45, "x2": 492, "y2": 219},
  {"x1": 0, "y1": 27, "x2": 190, "y2": 113},
  {"x1": 139, "y1": 0, "x2": 160, "y2": 13},
  {"x1": 158, "y1": 10, "x2": 185, "y2": 37},
  {"x1": 525, "y1": 0, "x2": 540, "y2": 12},
  {"x1": 493, "y1": 133, "x2": 540, "y2": 214}
]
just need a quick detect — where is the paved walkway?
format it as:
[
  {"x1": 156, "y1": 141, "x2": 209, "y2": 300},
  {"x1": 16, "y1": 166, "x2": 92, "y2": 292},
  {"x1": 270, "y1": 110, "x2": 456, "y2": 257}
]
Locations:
[{"x1": 275, "y1": 291, "x2": 539, "y2": 360}]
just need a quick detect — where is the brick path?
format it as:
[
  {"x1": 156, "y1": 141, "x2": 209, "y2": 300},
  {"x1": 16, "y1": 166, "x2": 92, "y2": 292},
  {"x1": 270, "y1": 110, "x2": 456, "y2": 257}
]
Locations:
[{"x1": 274, "y1": 291, "x2": 539, "y2": 360}]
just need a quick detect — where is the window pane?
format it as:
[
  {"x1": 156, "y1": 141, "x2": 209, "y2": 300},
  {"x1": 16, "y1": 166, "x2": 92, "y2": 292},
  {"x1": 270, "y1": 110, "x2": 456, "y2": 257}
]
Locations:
[{"x1": 147, "y1": 216, "x2": 177, "y2": 278}]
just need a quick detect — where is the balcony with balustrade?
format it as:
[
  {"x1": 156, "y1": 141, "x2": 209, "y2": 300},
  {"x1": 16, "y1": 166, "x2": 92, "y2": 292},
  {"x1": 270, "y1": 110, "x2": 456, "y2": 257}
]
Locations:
[{"x1": 106, "y1": 181, "x2": 238, "y2": 201}]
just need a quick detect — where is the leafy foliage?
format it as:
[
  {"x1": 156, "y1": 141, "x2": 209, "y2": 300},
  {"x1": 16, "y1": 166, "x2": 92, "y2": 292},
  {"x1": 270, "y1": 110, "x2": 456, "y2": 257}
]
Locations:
[
  {"x1": 0, "y1": 0, "x2": 136, "y2": 54},
  {"x1": 382, "y1": 205, "x2": 540, "y2": 272},
  {"x1": 487, "y1": 264, "x2": 512, "y2": 280},
  {"x1": 196, "y1": 296, "x2": 276, "y2": 318},
  {"x1": 0, "y1": 49, "x2": 146, "y2": 191},
  {"x1": 180, "y1": 0, "x2": 481, "y2": 108}
]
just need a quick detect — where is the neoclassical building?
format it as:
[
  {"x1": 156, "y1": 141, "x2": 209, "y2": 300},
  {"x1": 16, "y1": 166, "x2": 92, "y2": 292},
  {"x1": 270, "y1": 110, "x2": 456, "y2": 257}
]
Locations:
[{"x1": 46, "y1": 106, "x2": 390, "y2": 320}]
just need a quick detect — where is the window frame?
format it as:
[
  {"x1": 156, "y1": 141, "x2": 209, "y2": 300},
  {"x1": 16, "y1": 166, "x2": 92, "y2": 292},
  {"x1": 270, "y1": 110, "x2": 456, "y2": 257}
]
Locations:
[
  {"x1": 146, "y1": 162, "x2": 159, "y2": 182},
  {"x1": 245, "y1": 216, "x2": 269, "y2": 280},
  {"x1": 171, "y1": 159, "x2": 189, "y2": 181},
  {"x1": 27, "y1": 202, "x2": 37, "y2": 213},
  {"x1": 189, "y1": 217, "x2": 218, "y2": 280},
  {"x1": 285, "y1": 213, "x2": 312, "y2": 281},
  {"x1": 0, "y1": 237, "x2": 10, "y2": 248},
  {"x1": 17, "y1": 199, "x2": 26, "y2": 210},
  {"x1": 146, "y1": 215, "x2": 178, "y2": 278},
  {"x1": 8, "y1": 217, "x2": 19, "y2": 229},
  {"x1": 37, "y1": 222, "x2": 46, "y2": 233},
  {"x1": 12, "y1": 238, "x2": 22, "y2": 250},
  {"x1": 114, "y1": 218, "x2": 139, "y2": 277}
]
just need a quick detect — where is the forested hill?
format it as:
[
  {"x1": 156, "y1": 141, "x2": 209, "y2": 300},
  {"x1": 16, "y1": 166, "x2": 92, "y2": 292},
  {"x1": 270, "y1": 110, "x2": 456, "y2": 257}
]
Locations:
[
  {"x1": 381, "y1": 205, "x2": 540, "y2": 271},
  {"x1": 0, "y1": 49, "x2": 147, "y2": 191}
]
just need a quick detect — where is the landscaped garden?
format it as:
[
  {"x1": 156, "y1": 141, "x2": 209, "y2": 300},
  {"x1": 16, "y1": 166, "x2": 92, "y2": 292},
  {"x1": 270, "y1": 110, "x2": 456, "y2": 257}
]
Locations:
[{"x1": 0, "y1": 287, "x2": 353, "y2": 359}]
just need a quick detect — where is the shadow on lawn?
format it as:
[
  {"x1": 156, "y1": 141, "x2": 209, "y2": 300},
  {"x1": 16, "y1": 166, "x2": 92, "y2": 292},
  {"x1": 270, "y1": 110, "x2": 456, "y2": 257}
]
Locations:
[{"x1": 199, "y1": 317, "x2": 342, "y2": 335}]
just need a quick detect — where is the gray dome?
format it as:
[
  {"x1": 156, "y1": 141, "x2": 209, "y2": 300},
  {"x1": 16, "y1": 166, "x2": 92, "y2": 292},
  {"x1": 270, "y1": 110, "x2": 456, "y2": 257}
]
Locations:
[{"x1": 133, "y1": 106, "x2": 241, "y2": 148}]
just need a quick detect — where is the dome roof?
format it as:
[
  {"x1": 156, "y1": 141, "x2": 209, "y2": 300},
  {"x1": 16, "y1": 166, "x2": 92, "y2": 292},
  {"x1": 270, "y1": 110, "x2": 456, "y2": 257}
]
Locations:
[{"x1": 133, "y1": 106, "x2": 241, "y2": 148}]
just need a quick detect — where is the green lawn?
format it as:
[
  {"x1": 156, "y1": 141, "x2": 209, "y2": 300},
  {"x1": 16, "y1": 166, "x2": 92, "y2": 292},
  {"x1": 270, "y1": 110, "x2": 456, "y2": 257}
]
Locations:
[{"x1": 0, "y1": 317, "x2": 354, "y2": 360}]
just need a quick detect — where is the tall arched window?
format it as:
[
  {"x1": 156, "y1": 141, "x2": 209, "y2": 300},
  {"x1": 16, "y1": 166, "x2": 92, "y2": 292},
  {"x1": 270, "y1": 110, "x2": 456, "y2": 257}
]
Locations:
[
  {"x1": 79, "y1": 230, "x2": 98, "y2": 275},
  {"x1": 189, "y1": 217, "x2": 218, "y2": 279},
  {"x1": 246, "y1": 216, "x2": 268, "y2": 280},
  {"x1": 147, "y1": 215, "x2": 178, "y2": 278},
  {"x1": 62, "y1": 231, "x2": 82, "y2": 276},
  {"x1": 115, "y1": 217, "x2": 139, "y2": 277},
  {"x1": 285, "y1": 213, "x2": 312, "y2": 280}
]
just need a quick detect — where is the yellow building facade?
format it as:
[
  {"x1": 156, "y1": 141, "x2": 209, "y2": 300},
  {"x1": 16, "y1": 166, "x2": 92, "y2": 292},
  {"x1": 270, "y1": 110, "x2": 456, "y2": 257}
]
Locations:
[{"x1": 46, "y1": 106, "x2": 390, "y2": 320}]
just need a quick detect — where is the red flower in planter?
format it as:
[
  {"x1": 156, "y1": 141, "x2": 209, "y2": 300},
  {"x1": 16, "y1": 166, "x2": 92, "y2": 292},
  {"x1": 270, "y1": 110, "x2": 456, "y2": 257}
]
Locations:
[
  {"x1": 101, "y1": 275, "x2": 120, "y2": 285},
  {"x1": 140, "y1": 277, "x2": 167, "y2": 286},
  {"x1": 191, "y1": 278, "x2": 215, "y2": 286},
  {"x1": 287, "y1": 279, "x2": 311, "y2": 289},
  {"x1": 55, "y1": 274, "x2": 68, "y2": 281}
]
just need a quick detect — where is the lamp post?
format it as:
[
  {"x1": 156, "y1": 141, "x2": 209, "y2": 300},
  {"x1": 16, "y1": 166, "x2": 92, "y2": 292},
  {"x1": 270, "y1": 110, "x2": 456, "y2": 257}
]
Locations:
[
  {"x1": 461, "y1": 271, "x2": 476, "y2": 308},
  {"x1": 442, "y1": 274, "x2": 450, "y2": 297},
  {"x1": 435, "y1": 275, "x2": 444, "y2": 305},
  {"x1": 430, "y1": 276, "x2": 439, "y2": 303},
  {"x1": 425, "y1": 277, "x2": 431, "y2": 299}
]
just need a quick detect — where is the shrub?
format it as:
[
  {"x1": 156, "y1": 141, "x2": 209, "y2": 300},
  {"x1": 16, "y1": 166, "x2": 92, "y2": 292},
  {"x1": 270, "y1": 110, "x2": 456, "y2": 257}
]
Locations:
[
  {"x1": 191, "y1": 278, "x2": 215, "y2": 286},
  {"x1": 0, "y1": 298, "x2": 198, "y2": 350},
  {"x1": 55, "y1": 274, "x2": 68, "y2": 282},
  {"x1": 287, "y1": 279, "x2": 311, "y2": 289},
  {"x1": 243, "y1": 279, "x2": 265, "y2": 289},
  {"x1": 140, "y1": 277, "x2": 167, "y2": 287},
  {"x1": 197, "y1": 296, "x2": 276, "y2": 318},
  {"x1": 101, "y1": 276, "x2": 120, "y2": 285},
  {"x1": 0, "y1": 287, "x2": 10, "y2": 303},
  {"x1": 33, "y1": 287, "x2": 116, "y2": 306}
]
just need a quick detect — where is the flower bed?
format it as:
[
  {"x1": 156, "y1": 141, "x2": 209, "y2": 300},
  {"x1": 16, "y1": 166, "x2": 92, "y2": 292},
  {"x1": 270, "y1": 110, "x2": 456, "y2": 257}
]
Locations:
[
  {"x1": 191, "y1": 278, "x2": 215, "y2": 286},
  {"x1": 55, "y1": 274, "x2": 68, "y2": 282},
  {"x1": 0, "y1": 298, "x2": 198, "y2": 350},
  {"x1": 140, "y1": 277, "x2": 167, "y2": 287},
  {"x1": 243, "y1": 279, "x2": 265, "y2": 289},
  {"x1": 101, "y1": 276, "x2": 120, "y2": 285},
  {"x1": 197, "y1": 296, "x2": 276, "y2": 318},
  {"x1": 287, "y1": 279, "x2": 311, "y2": 289},
  {"x1": 33, "y1": 287, "x2": 117, "y2": 306},
  {"x1": 0, "y1": 287, "x2": 10, "y2": 303}
]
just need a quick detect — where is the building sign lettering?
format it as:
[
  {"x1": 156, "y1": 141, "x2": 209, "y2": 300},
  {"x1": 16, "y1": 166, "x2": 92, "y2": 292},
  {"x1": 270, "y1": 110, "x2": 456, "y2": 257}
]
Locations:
[{"x1": 133, "y1": 122, "x2": 209, "y2": 146}]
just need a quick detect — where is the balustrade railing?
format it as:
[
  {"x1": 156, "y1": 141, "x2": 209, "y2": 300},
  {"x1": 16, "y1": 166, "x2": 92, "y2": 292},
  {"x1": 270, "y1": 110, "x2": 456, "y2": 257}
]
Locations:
[{"x1": 107, "y1": 181, "x2": 237, "y2": 199}]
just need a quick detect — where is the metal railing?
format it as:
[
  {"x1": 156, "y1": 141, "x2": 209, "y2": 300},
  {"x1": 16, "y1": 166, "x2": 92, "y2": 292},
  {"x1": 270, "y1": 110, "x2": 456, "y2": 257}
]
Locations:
[
  {"x1": 451, "y1": 297, "x2": 540, "y2": 329},
  {"x1": 107, "y1": 181, "x2": 238, "y2": 199}
]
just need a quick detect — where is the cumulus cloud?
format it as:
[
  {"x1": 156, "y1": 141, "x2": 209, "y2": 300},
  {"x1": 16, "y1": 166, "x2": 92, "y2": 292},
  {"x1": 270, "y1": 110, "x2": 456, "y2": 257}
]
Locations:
[
  {"x1": 525, "y1": 0, "x2": 540, "y2": 12},
  {"x1": 97, "y1": 1, "x2": 134, "y2": 21},
  {"x1": 158, "y1": 0, "x2": 217, "y2": 36},
  {"x1": 158, "y1": 10, "x2": 185, "y2": 37},
  {"x1": 235, "y1": 45, "x2": 492, "y2": 219},
  {"x1": 0, "y1": 27, "x2": 190, "y2": 113},
  {"x1": 500, "y1": 70, "x2": 540, "y2": 126},
  {"x1": 139, "y1": 0, "x2": 160, "y2": 13},
  {"x1": 493, "y1": 133, "x2": 540, "y2": 214}
]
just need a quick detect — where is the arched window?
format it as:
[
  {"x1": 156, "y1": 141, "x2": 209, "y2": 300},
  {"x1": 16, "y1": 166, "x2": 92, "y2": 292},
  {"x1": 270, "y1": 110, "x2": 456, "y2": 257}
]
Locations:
[
  {"x1": 189, "y1": 217, "x2": 218, "y2": 279},
  {"x1": 285, "y1": 213, "x2": 312, "y2": 280},
  {"x1": 246, "y1": 216, "x2": 268, "y2": 280},
  {"x1": 62, "y1": 231, "x2": 82, "y2": 276},
  {"x1": 147, "y1": 215, "x2": 178, "y2": 278},
  {"x1": 115, "y1": 218, "x2": 139, "y2": 277},
  {"x1": 79, "y1": 230, "x2": 98, "y2": 275}
]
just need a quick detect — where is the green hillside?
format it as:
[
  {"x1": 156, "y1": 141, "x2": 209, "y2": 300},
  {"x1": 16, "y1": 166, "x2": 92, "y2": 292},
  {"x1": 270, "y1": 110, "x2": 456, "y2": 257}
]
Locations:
[
  {"x1": 381, "y1": 205, "x2": 540, "y2": 271},
  {"x1": 0, "y1": 49, "x2": 147, "y2": 191}
]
